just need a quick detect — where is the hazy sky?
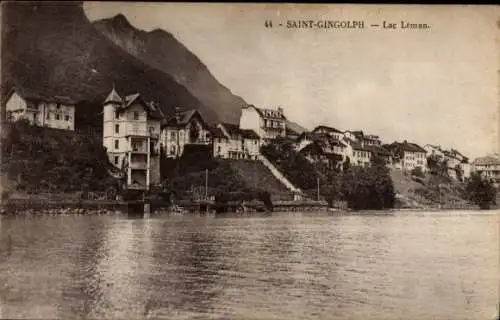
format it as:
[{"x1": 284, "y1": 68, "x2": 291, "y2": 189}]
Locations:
[{"x1": 84, "y1": 3, "x2": 499, "y2": 158}]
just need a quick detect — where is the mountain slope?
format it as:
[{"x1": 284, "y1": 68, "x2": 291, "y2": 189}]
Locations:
[
  {"x1": 93, "y1": 14, "x2": 247, "y2": 124},
  {"x1": 1, "y1": 2, "x2": 219, "y2": 122}
]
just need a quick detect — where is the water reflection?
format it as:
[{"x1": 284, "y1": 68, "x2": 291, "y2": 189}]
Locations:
[{"x1": 0, "y1": 213, "x2": 498, "y2": 320}]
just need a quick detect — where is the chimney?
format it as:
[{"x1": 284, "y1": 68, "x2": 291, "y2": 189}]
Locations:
[
  {"x1": 174, "y1": 107, "x2": 181, "y2": 123},
  {"x1": 277, "y1": 107, "x2": 283, "y2": 114}
]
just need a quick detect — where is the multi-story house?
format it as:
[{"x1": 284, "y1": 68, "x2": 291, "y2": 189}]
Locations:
[
  {"x1": 4, "y1": 87, "x2": 76, "y2": 131},
  {"x1": 102, "y1": 87, "x2": 163, "y2": 190},
  {"x1": 239, "y1": 104, "x2": 286, "y2": 143},
  {"x1": 472, "y1": 156, "x2": 500, "y2": 186},
  {"x1": 312, "y1": 125, "x2": 344, "y2": 141},
  {"x1": 161, "y1": 109, "x2": 214, "y2": 159},
  {"x1": 215, "y1": 123, "x2": 260, "y2": 160},
  {"x1": 424, "y1": 144, "x2": 470, "y2": 180},
  {"x1": 385, "y1": 140, "x2": 427, "y2": 172},
  {"x1": 297, "y1": 132, "x2": 346, "y2": 169}
]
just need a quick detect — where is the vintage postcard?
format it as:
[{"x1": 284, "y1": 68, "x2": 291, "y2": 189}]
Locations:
[{"x1": 0, "y1": 2, "x2": 499, "y2": 320}]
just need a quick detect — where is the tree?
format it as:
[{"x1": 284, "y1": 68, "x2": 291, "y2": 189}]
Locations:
[
  {"x1": 341, "y1": 159, "x2": 395, "y2": 210},
  {"x1": 464, "y1": 173, "x2": 497, "y2": 209},
  {"x1": 411, "y1": 166, "x2": 425, "y2": 179}
]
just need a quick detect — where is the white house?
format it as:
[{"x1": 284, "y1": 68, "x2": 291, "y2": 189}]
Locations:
[
  {"x1": 160, "y1": 109, "x2": 213, "y2": 159},
  {"x1": 312, "y1": 126, "x2": 344, "y2": 141},
  {"x1": 472, "y1": 156, "x2": 500, "y2": 186},
  {"x1": 385, "y1": 140, "x2": 428, "y2": 172},
  {"x1": 4, "y1": 87, "x2": 76, "y2": 131},
  {"x1": 424, "y1": 144, "x2": 470, "y2": 180},
  {"x1": 216, "y1": 123, "x2": 260, "y2": 160},
  {"x1": 102, "y1": 87, "x2": 163, "y2": 190},
  {"x1": 239, "y1": 104, "x2": 286, "y2": 143}
]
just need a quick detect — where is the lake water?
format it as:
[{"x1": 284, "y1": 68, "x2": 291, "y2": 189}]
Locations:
[{"x1": 0, "y1": 211, "x2": 498, "y2": 319}]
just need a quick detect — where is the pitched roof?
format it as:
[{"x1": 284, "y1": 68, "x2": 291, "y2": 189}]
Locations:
[
  {"x1": 4, "y1": 86, "x2": 77, "y2": 105},
  {"x1": 244, "y1": 104, "x2": 285, "y2": 119},
  {"x1": 365, "y1": 145, "x2": 391, "y2": 156},
  {"x1": 473, "y1": 156, "x2": 500, "y2": 166},
  {"x1": 103, "y1": 88, "x2": 123, "y2": 104},
  {"x1": 209, "y1": 126, "x2": 226, "y2": 138},
  {"x1": 220, "y1": 123, "x2": 260, "y2": 140},
  {"x1": 312, "y1": 125, "x2": 343, "y2": 134},
  {"x1": 162, "y1": 109, "x2": 203, "y2": 128},
  {"x1": 386, "y1": 141, "x2": 426, "y2": 154}
]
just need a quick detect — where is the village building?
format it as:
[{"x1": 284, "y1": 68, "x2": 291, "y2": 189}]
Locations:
[
  {"x1": 312, "y1": 125, "x2": 344, "y2": 141},
  {"x1": 215, "y1": 123, "x2": 260, "y2": 160},
  {"x1": 102, "y1": 87, "x2": 163, "y2": 190},
  {"x1": 296, "y1": 132, "x2": 346, "y2": 170},
  {"x1": 385, "y1": 140, "x2": 427, "y2": 172},
  {"x1": 424, "y1": 144, "x2": 470, "y2": 180},
  {"x1": 161, "y1": 109, "x2": 213, "y2": 159},
  {"x1": 472, "y1": 156, "x2": 500, "y2": 186},
  {"x1": 239, "y1": 104, "x2": 286, "y2": 143},
  {"x1": 4, "y1": 87, "x2": 76, "y2": 131},
  {"x1": 343, "y1": 138, "x2": 371, "y2": 167}
]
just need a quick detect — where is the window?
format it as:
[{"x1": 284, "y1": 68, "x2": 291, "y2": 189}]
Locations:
[
  {"x1": 133, "y1": 111, "x2": 139, "y2": 120},
  {"x1": 114, "y1": 140, "x2": 119, "y2": 149},
  {"x1": 149, "y1": 126, "x2": 155, "y2": 133},
  {"x1": 55, "y1": 113, "x2": 60, "y2": 120},
  {"x1": 170, "y1": 131, "x2": 177, "y2": 140},
  {"x1": 115, "y1": 110, "x2": 120, "y2": 119},
  {"x1": 170, "y1": 145, "x2": 176, "y2": 156},
  {"x1": 206, "y1": 133, "x2": 210, "y2": 141},
  {"x1": 64, "y1": 114, "x2": 69, "y2": 121},
  {"x1": 46, "y1": 112, "x2": 50, "y2": 120},
  {"x1": 115, "y1": 124, "x2": 119, "y2": 134},
  {"x1": 114, "y1": 156, "x2": 119, "y2": 165}
]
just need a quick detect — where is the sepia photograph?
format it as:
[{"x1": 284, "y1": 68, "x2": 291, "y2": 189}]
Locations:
[{"x1": 0, "y1": 1, "x2": 499, "y2": 319}]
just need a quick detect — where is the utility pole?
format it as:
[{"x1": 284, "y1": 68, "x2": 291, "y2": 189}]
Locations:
[
  {"x1": 205, "y1": 168, "x2": 208, "y2": 200},
  {"x1": 317, "y1": 177, "x2": 320, "y2": 201}
]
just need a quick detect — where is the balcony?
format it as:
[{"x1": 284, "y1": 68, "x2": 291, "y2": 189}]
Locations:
[
  {"x1": 188, "y1": 139, "x2": 211, "y2": 145},
  {"x1": 130, "y1": 161, "x2": 147, "y2": 170}
]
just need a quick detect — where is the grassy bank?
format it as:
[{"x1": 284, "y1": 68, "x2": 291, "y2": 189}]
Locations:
[{"x1": 1, "y1": 121, "x2": 119, "y2": 200}]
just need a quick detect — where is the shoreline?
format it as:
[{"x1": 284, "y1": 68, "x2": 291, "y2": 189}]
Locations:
[{"x1": 0, "y1": 198, "x2": 494, "y2": 218}]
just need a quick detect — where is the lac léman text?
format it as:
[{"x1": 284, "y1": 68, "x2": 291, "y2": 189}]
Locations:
[{"x1": 264, "y1": 20, "x2": 431, "y2": 30}]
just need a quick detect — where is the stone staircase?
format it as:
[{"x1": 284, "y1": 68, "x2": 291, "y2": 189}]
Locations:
[
  {"x1": 257, "y1": 154, "x2": 304, "y2": 196},
  {"x1": 225, "y1": 159, "x2": 296, "y2": 201}
]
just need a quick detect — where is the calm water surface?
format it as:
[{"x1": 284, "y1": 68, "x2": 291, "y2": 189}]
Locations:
[{"x1": 0, "y1": 211, "x2": 498, "y2": 319}]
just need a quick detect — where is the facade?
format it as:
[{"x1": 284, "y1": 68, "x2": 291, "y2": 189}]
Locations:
[
  {"x1": 424, "y1": 144, "x2": 470, "y2": 180},
  {"x1": 312, "y1": 126, "x2": 344, "y2": 141},
  {"x1": 102, "y1": 88, "x2": 163, "y2": 190},
  {"x1": 4, "y1": 88, "x2": 76, "y2": 131},
  {"x1": 239, "y1": 104, "x2": 286, "y2": 143},
  {"x1": 472, "y1": 156, "x2": 500, "y2": 186},
  {"x1": 216, "y1": 123, "x2": 260, "y2": 160},
  {"x1": 385, "y1": 141, "x2": 427, "y2": 172},
  {"x1": 161, "y1": 109, "x2": 213, "y2": 159},
  {"x1": 296, "y1": 131, "x2": 347, "y2": 170}
]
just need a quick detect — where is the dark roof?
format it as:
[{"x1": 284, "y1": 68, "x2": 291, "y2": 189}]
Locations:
[
  {"x1": 209, "y1": 126, "x2": 226, "y2": 138},
  {"x1": 365, "y1": 145, "x2": 391, "y2": 156},
  {"x1": 386, "y1": 141, "x2": 426, "y2": 154},
  {"x1": 473, "y1": 156, "x2": 500, "y2": 166},
  {"x1": 4, "y1": 86, "x2": 77, "y2": 105},
  {"x1": 162, "y1": 109, "x2": 205, "y2": 128},
  {"x1": 220, "y1": 123, "x2": 259, "y2": 140},
  {"x1": 243, "y1": 104, "x2": 285, "y2": 120},
  {"x1": 312, "y1": 125, "x2": 343, "y2": 134},
  {"x1": 118, "y1": 93, "x2": 163, "y2": 120}
]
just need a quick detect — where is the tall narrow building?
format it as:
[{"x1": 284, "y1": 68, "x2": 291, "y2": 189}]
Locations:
[{"x1": 102, "y1": 87, "x2": 162, "y2": 190}]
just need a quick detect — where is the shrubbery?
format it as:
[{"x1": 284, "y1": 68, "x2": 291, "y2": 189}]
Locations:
[
  {"x1": 463, "y1": 173, "x2": 497, "y2": 209},
  {"x1": 262, "y1": 138, "x2": 395, "y2": 210}
]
